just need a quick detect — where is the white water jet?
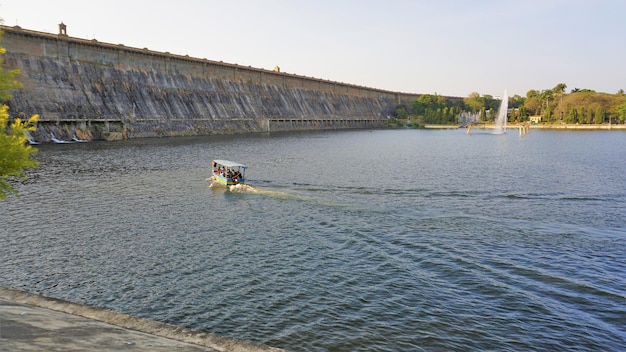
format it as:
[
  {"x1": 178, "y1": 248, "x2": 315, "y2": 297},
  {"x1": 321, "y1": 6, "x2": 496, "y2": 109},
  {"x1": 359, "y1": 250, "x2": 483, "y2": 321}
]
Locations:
[
  {"x1": 459, "y1": 111, "x2": 481, "y2": 125},
  {"x1": 493, "y1": 89, "x2": 508, "y2": 134}
]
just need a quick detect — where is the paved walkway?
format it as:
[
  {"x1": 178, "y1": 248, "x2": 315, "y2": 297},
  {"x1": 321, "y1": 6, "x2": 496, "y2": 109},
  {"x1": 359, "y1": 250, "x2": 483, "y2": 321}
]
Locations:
[{"x1": 0, "y1": 287, "x2": 284, "y2": 352}]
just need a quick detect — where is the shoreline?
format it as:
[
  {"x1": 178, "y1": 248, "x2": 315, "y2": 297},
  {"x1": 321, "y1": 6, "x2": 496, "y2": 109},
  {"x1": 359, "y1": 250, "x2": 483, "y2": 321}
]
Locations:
[
  {"x1": 528, "y1": 123, "x2": 626, "y2": 130},
  {"x1": 424, "y1": 123, "x2": 626, "y2": 130},
  {"x1": 0, "y1": 286, "x2": 284, "y2": 351}
]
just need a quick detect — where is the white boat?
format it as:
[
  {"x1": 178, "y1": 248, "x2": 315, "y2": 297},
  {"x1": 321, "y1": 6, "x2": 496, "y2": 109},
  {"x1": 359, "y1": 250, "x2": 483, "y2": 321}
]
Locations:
[{"x1": 211, "y1": 160, "x2": 247, "y2": 186}]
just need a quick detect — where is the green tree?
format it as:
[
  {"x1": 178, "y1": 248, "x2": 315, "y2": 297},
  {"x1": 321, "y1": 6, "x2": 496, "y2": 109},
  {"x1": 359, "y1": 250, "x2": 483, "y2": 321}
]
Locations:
[
  {"x1": 544, "y1": 105, "x2": 553, "y2": 122},
  {"x1": 517, "y1": 105, "x2": 527, "y2": 121},
  {"x1": 412, "y1": 93, "x2": 445, "y2": 115},
  {"x1": 564, "y1": 107, "x2": 577, "y2": 124},
  {"x1": 538, "y1": 89, "x2": 554, "y2": 116},
  {"x1": 616, "y1": 102, "x2": 626, "y2": 123},
  {"x1": 0, "y1": 107, "x2": 39, "y2": 198},
  {"x1": 464, "y1": 92, "x2": 484, "y2": 112},
  {"x1": 593, "y1": 106, "x2": 604, "y2": 124},
  {"x1": 553, "y1": 83, "x2": 567, "y2": 96},
  {"x1": 578, "y1": 107, "x2": 587, "y2": 123},
  {"x1": 509, "y1": 94, "x2": 525, "y2": 109},
  {"x1": 526, "y1": 89, "x2": 539, "y2": 99},
  {"x1": 488, "y1": 107, "x2": 496, "y2": 122},
  {"x1": 553, "y1": 83, "x2": 567, "y2": 120},
  {"x1": 394, "y1": 105, "x2": 409, "y2": 119},
  {"x1": 480, "y1": 107, "x2": 487, "y2": 122},
  {"x1": 1, "y1": 26, "x2": 39, "y2": 199},
  {"x1": 585, "y1": 107, "x2": 594, "y2": 123},
  {"x1": 523, "y1": 90, "x2": 542, "y2": 116},
  {"x1": 483, "y1": 94, "x2": 499, "y2": 112}
]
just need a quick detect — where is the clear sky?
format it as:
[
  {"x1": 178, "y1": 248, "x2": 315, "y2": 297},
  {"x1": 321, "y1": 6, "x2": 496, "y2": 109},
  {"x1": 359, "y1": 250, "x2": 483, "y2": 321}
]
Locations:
[{"x1": 2, "y1": 0, "x2": 625, "y2": 98}]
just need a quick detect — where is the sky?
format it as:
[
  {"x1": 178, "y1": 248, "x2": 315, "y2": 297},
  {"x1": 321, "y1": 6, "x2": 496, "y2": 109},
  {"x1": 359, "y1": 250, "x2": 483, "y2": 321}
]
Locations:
[{"x1": 1, "y1": 0, "x2": 625, "y2": 98}]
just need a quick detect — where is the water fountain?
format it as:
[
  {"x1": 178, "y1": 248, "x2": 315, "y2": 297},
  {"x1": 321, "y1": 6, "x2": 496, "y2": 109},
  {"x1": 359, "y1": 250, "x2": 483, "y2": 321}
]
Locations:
[
  {"x1": 458, "y1": 111, "x2": 481, "y2": 126},
  {"x1": 493, "y1": 89, "x2": 508, "y2": 134}
]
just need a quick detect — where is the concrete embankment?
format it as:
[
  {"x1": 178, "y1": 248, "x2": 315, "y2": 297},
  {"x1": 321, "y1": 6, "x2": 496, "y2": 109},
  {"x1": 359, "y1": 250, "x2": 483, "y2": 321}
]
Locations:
[
  {"x1": 1, "y1": 25, "x2": 425, "y2": 141},
  {"x1": 440, "y1": 123, "x2": 626, "y2": 131},
  {"x1": 493, "y1": 123, "x2": 625, "y2": 130},
  {"x1": 0, "y1": 286, "x2": 285, "y2": 352},
  {"x1": 529, "y1": 123, "x2": 626, "y2": 130}
]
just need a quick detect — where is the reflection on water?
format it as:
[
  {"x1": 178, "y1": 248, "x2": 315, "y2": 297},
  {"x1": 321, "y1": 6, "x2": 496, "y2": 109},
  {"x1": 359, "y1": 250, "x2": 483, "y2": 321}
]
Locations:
[{"x1": 1, "y1": 130, "x2": 625, "y2": 351}]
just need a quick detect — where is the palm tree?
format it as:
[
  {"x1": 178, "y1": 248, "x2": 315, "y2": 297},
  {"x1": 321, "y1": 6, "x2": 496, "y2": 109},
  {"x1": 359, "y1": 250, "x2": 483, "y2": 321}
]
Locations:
[
  {"x1": 539, "y1": 89, "x2": 554, "y2": 117},
  {"x1": 553, "y1": 83, "x2": 567, "y2": 96},
  {"x1": 553, "y1": 83, "x2": 567, "y2": 121}
]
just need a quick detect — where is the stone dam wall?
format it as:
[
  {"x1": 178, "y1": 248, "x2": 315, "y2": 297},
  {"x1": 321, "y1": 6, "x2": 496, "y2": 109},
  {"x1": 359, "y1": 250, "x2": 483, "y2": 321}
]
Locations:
[{"x1": 1, "y1": 25, "x2": 421, "y2": 141}]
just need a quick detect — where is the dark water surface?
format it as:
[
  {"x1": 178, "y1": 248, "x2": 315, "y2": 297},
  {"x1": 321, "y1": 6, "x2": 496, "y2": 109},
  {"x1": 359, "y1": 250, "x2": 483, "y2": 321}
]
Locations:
[{"x1": 2, "y1": 129, "x2": 625, "y2": 351}]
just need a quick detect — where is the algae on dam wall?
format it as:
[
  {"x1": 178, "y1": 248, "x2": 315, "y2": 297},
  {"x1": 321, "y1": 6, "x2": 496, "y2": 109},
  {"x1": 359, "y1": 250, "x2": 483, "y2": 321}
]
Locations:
[{"x1": 1, "y1": 25, "x2": 415, "y2": 141}]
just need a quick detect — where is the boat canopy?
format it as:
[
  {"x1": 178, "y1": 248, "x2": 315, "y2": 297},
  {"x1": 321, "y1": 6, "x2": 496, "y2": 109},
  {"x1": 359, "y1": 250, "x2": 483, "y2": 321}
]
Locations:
[{"x1": 213, "y1": 160, "x2": 247, "y2": 169}]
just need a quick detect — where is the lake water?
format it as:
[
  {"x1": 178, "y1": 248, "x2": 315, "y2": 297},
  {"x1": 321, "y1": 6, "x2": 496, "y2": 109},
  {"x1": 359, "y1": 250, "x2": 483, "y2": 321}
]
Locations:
[{"x1": 1, "y1": 129, "x2": 625, "y2": 351}]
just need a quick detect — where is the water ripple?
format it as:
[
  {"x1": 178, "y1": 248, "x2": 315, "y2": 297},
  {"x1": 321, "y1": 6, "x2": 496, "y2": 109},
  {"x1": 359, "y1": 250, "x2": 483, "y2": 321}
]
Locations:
[{"x1": 2, "y1": 131, "x2": 625, "y2": 351}]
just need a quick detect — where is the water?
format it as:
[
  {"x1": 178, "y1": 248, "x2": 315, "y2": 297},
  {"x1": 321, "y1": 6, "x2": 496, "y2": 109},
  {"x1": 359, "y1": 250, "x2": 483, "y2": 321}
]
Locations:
[
  {"x1": 494, "y1": 89, "x2": 508, "y2": 134},
  {"x1": 1, "y1": 129, "x2": 625, "y2": 351},
  {"x1": 458, "y1": 111, "x2": 480, "y2": 125}
]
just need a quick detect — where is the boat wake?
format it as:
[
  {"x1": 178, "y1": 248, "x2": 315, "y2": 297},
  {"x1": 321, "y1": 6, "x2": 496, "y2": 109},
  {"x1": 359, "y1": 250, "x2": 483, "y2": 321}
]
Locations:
[
  {"x1": 206, "y1": 176, "x2": 293, "y2": 198},
  {"x1": 207, "y1": 177, "x2": 321, "y2": 201},
  {"x1": 229, "y1": 183, "x2": 301, "y2": 199},
  {"x1": 227, "y1": 183, "x2": 257, "y2": 193}
]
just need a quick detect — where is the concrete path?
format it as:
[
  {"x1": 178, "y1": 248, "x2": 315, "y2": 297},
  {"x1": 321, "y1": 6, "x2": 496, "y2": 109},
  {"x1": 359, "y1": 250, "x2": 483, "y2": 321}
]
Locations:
[{"x1": 0, "y1": 287, "x2": 285, "y2": 352}]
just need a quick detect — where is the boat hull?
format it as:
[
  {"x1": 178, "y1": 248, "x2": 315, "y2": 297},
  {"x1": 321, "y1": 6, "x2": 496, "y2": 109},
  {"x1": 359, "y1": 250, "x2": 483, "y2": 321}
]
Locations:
[{"x1": 213, "y1": 174, "x2": 245, "y2": 186}]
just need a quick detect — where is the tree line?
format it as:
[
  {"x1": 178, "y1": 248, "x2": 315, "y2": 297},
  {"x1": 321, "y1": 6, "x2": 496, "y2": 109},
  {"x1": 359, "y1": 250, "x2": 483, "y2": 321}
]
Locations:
[
  {"x1": 523, "y1": 84, "x2": 626, "y2": 124},
  {"x1": 393, "y1": 83, "x2": 626, "y2": 126}
]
